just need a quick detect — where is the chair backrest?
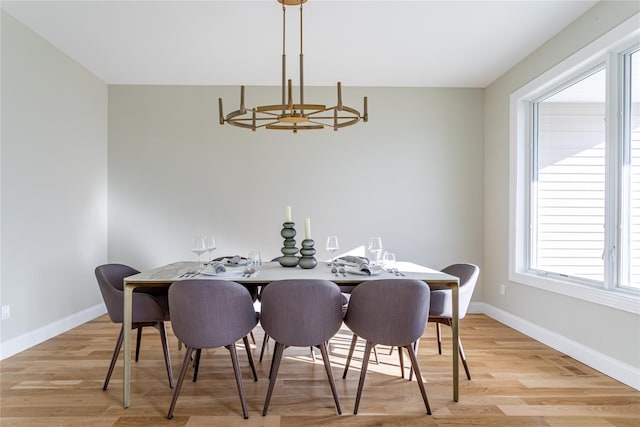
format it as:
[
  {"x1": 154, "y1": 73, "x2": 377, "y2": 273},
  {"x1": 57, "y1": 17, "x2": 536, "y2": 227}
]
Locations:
[
  {"x1": 169, "y1": 279, "x2": 258, "y2": 349},
  {"x1": 430, "y1": 263, "x2": 479, "y2": 319},
  {"x1": 95, "y1": 263, "x2": 140, "y2": 323},
  {"x1": 260, "y1": 279, "x2": 343, "y2": 347},
  {"x1": 344, "y1": 279, "x2": 430, "y2": 347},
  {"x1": 95, "y1": 263, "x2": 169, "y2": 324}
]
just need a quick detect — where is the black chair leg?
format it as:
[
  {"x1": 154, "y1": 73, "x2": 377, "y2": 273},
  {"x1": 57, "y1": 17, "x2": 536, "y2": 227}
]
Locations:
[
  {"x1": 436, "y1": 322, "x2": 442, "y2": 354},
  {"x1": 243, "y1": 336, "x2": 258, "y2": 381},
  {"x1": 319, "y1": 343, "x2": 342, "y2": 414},
  {"x1": 405, "y1": 344, "x2": 431, "y2": 415},
  {"x1": 263, "y1": 341, "x2": 285, "y2": 416},
  {"x1": 167, "y1": 347, "x2": 194, "y2": 419},
  {"x1": 192, "y1": 348, "x2": 202, "y2": 382},
  {"x1": 259, "y1": 334, "x2": 270, "y2": 362},
  {"x1": 408, "y1": 338, "x2": 420, "y2": 381},
  {"x1": 459, "y1": 336, "x2": 471, "y2": 380},
  {"x1": 158, "y1": 321, "x2": 174, "y2": 388},
  {"x1": 342, "y1": 334, "x2": 358, "y2": 379},
  {"x1": 103, "y1": 326, "x2": 124, "y2": 391},
  {"x1": 353, "y1": 340, "x2": 373, "y2": 415},
  {"x1": 398, "y1": 345, "x2": 405, "y2": 378},
  {"x1": 227, "y1": 343, "x2": 249, "y2": 419},
  {"x1": 135, "y1": 326, "x2": 142, "y2": 362}
]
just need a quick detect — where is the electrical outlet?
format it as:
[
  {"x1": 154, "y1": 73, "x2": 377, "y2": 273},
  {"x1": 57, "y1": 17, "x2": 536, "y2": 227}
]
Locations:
[
  {"x1": 1, "y1": 305, "x2": 10, "y2": 320},
  {"x1": 499, "y1": 284, "x2": 506, "y2": 296}
]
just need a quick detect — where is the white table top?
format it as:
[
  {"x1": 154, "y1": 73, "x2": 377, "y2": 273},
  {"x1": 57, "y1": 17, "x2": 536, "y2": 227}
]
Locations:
[{"x1": 125, "y1": 260, "x2": 459, "y2": 286}]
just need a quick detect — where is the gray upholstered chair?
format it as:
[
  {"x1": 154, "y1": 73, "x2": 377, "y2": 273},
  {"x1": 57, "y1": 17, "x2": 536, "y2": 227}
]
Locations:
[
  {"x1": 167, "y1": 279, "x2": 259, "y2": 419},
  {"x1": 428, "y1": 263, "x2": 479, "y2": 380},
  {"x1": 260, "y1": 279, "x2": 343, "y2": 416},
  {"x1": 95, "y1": 263, "x2": 174, "y2": 391},
  {"x1": 342, "y1": 279, "x2": 432, "y2": 415}
]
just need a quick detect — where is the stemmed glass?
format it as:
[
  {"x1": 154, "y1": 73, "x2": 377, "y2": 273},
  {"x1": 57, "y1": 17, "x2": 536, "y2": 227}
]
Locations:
[
  {"x1": 191, "y1": 236, "x2": 207, "y2": 272},
  {"x1": 368, "y1": 236, "x2": 383, "y2": 265},
  {"x1": 326, "y1": 236, "x2": 339, "y2": 266},
  {"x1": 205, "y1": 235, "x2": 217, "y2": 263}
]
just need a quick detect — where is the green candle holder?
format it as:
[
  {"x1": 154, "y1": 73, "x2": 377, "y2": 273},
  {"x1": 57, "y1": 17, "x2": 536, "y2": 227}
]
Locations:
[
  {"x1": 298, "y1": 239, "x2": 317, "y2": 269},
  {"x1": 279, "y1": 222, "x2": 299, "y2": 267}
]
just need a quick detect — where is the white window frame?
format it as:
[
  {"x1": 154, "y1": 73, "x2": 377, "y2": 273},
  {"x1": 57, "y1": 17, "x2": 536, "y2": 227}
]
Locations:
[{"x1": 509, "y1": 13, "x2": 640, "y2": 314}]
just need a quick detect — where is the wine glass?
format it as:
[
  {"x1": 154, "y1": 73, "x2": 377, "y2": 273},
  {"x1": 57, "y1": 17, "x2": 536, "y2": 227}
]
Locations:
[
  {"x1": 205, "y1": 235, "x2": 217, "y2": 263},
  {"x1": 191, "y1": 236, "x2": 207, "y2": 271},
  {"x1": 368, "y1": 236, "x2": 383, "y2": 265},
  {"x1": 326, "y1": 236, "x2": 339, "y2": 266}
]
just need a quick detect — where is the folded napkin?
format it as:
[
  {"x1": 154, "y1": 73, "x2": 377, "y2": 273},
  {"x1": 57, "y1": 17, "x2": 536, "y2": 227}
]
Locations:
[
  {"x1": 206, "y1": 262, "x2": 227, "y2": 274},
  {"x1": 337, "y1": 256, "x2": 372, "y2": 275},
  {"x1": 225, "y1": 255, "x2": 244, "y2": 265}
]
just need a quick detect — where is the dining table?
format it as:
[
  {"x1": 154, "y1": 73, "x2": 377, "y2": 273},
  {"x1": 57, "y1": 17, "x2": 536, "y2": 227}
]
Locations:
[{"x1": 121, "y1": 260, "x2": 460, "y2": 408}]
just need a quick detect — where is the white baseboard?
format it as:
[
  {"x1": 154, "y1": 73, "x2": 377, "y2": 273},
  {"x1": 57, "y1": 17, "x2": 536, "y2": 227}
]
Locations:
[
  {"x1": 468, "y1": 302, "x2": 640, "y2": 391},
  {"x1": 0, "y1": 303, "x2": 106, "y2": 360}
]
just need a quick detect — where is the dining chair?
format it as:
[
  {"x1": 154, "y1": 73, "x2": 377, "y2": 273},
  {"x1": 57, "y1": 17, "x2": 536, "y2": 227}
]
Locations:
[
  {"x1": 259, "y1": 279, "x2": 344, "y2": 416},
  {"x1": 258, "y1": 257, "x2": 318, "y2": 363},
  {"x1": 94, "y1": 263, "x2": 174, "y2": 390},
  {"x1": 428, "y1": 263, "x2": 479, "y2": 381},
  {"x1": 342, "y1": 279, "x2": 432, "y2": 415},
  {"x1": 167, "y1": 279, "x2": 259, "y2": 419}
]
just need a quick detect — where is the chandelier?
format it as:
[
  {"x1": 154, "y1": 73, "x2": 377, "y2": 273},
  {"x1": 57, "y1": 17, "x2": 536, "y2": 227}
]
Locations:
[{"x1": 218, "y1": 0, "x2": 368, "y2": 133}]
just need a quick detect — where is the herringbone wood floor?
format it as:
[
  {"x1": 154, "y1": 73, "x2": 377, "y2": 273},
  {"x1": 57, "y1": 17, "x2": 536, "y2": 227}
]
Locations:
[{"x1": 1, "y1": 314, "x2": 638, "y2": 426}]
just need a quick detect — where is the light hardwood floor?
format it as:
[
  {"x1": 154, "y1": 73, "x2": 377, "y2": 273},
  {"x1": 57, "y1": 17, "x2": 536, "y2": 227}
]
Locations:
[{"x1": 1, "y1": 314, "x2": 638, "y2": 426}]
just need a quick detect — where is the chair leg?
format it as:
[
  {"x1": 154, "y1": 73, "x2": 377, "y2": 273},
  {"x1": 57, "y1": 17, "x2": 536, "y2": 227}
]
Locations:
[
  {"x1": 372, "y1": 345, "x2": 379, "y2": 364},
  {"x1": 342, "y1": 334, "x2": 358, "y2": 379},
  {"x1": 135, "y1": 326, "x2": 143, "y2": 362},
  {"x1": 262, "y1": 341, "x2": 285, "y2": 416},
  {"x1": 192, "y1": 348, "x2": 202, "y2": 382},
  {"x1": 398, "y1": 345, "x2": 405, "y2": 379},
  {"x1": 408, "y1": 338, "x2": 420, "y2": 381},
  {"x1": 249, "y1": 331, "x2": 256, "y2": 345},
  {"x1": 103, "y1": 325, "x2": 124, "y2": 391},
  {"x1": 459, "y1": 336, "x2": 471, "y2": 380},
  {"x1": 436, "y1": 322, "x2": 442, "y2": 354},
  {"x1": 319, "y1": 342, "x2": 342, "y2": 414},
  {"x1": 227, "y1": 343, "x2": 249, "y2": 419},
  {"x1": 353, "y1": 340, "x2": 373, "y2": 415},
  {"x1": 405, "y1": 344, "x2": 431, "y2": 415},
  {"x1": 310, "y1": 346, "x2": 316, "y2": 361},
  {"x1": 158, "y1": 321, "x2": 174, "y2": 388},
  {"x1": 167, "y1": 347, "x2": 195, "y2": 419},
  {"x1": 243, "y1": 335, "x2": 258, "y2": 381},
  {"x1": 259, "y1": 334, "x2": 270, "y2": 362}
]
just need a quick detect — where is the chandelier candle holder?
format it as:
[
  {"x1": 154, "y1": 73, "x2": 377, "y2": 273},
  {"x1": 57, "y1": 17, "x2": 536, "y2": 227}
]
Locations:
[
  {"x1": 218, "y1": 0, "x2": 368, "y2": 133},
  {"x1": 298, "y1": 239, "x2": 317, "y2": 269},
  {"x1": 279, "y1": 222, "x2": 299, "y2": 267}
]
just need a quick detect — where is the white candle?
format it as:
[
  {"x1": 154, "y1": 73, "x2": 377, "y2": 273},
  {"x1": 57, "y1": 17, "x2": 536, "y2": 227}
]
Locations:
[
  {"x1": 285, "y1": 206, "x2": 292, "y2": 222},
  {"x1": 304, "y1": 218, "x2": 311, "y2": 240}
]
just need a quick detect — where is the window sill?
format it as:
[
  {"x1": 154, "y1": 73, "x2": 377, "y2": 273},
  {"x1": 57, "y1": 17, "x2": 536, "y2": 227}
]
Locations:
[{"x1": 509, "y1": 271, "x2": 640, "y2": 314}]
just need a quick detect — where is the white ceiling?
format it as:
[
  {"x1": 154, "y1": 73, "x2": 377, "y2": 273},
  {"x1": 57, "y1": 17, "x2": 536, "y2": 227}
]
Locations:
[{"x1": 1, "y1": 0, "x2": 599, "y2": 88}]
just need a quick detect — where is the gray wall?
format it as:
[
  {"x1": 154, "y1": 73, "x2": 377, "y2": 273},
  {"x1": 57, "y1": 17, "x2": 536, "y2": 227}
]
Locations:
[
  {"x1": 0, "y1": 11, "x2": 108, "y2": 353},
  {"x1": 107, "y1": 85, "x2": 484, "y2": 276},
  {"x1": 484, "y1": 0, "x2": 640, "y2": 370}
]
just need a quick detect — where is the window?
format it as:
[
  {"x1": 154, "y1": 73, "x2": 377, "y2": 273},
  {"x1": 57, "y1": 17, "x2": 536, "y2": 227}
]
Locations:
[{"x1": 510, "y1": 15, "x2": 640, "y2": 313}]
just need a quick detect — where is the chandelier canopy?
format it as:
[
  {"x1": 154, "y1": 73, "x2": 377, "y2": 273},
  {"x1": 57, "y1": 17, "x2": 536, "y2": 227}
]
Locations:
[{"x1": 218, "y1": 0, "x2": 368, "y2": 133}]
